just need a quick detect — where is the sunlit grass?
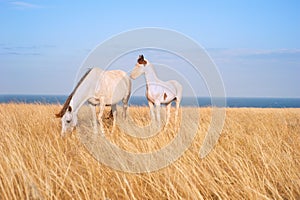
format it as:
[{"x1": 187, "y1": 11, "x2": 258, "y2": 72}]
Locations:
[{"x1": 0, "y1": 103, "x2": 299, "y2": 199}]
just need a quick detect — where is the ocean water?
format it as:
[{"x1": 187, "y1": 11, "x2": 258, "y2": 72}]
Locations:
[{"x1": 0, "y1": 95, "x2": 299, "y2": 108}]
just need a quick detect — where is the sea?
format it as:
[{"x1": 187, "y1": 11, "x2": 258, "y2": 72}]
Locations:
[{"x1": 0, "y1": 95, "x2": 300, "y2": 108}]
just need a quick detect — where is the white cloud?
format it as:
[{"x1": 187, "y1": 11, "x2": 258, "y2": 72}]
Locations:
[
  {"x1": 10, "y1": 1, "x2": 42, "y2": 9},
  {"x1": 208, "y1": 48, "x2": 300, "y2": 58},
  {"x1": 207, "y1": 48, "x2": 300, "y2": 66},
  {"x1": 0, "y1": 44, "x2": 55, "y2": 56}
]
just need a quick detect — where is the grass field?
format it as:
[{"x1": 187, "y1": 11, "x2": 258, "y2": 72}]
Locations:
[{"x1": 0, "y1": 103, "x2": 299, "y2": 199}]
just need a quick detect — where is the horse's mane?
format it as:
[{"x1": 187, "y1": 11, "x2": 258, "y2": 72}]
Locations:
[{"x1": 55, "y1": 68, "x2": 93, "y2": 118}]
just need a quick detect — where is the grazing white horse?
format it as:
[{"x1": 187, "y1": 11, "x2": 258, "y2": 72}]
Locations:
[
  {"x1": 56, "y1": 67, "x2": 131, "y2": 136},
  {"x1": 130, "y1": 55, "x2": 182, "y2": 126}
]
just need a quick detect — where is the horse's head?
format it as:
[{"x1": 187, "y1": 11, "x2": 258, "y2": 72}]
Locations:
[
  {"x1": 56, "y1": 105, "x2": 77, "y2": 137},
  {"x1": 130, "y1": 54, "x2": 149, "y2": 79}
]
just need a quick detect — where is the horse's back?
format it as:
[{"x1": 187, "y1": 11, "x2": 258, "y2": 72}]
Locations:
[
  {"x1": 105, "y1": 70, "x2": 127, "y2": 80},
  {"x1": 95, "y1": 69, "x2": 131, "y2": 104},
  {"x1": 104, "y1": 70, "x2": 131, "y2": 91}
]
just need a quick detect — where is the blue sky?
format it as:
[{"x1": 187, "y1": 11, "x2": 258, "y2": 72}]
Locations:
[{"x1": 0, "y1": 1, "x2": 299, "y2": 97}]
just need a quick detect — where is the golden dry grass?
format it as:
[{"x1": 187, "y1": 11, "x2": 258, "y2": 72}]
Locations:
[{"x1": 0, "y1": 103, "x2": 299, "y2": 199}]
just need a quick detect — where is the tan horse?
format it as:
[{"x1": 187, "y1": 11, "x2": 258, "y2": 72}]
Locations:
[
  {"x1": 130, "y1": 55, "x2": 182, "y2": 126},
  {"x1": 56, "y1": 68, "x2": 131, "y2": 136}
]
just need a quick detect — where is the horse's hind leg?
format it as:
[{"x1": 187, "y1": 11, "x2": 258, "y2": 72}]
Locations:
[
  {"x1": 170, "y1": 80, "x2": 182, "y2": 124},
  {"x1": 122, "y1": 77, "x2": 131, "y2": 120},
  {"x1": 175, "y1": 98, "x2": 181, "y2": 124},
  {"x1": 111, "y1": 104, "x2": 117, "y2": 133},
  {"x1": 165, "y1": 102, "x2": 171, "y2": 126},
  {"x1": 122, "y1": 98, "x2": 129, "y2": 119},
  {"x1": 155, "y1": 101, "x2": 161, "y2": 127}
]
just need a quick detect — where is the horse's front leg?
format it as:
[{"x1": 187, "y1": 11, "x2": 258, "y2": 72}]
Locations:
[
  {"x1": 148, "y1": 101, "x2": 155, "y2": 122},
  {"x1": 97, "y1": 101, "x2": 105, "y2": 135},
  {"x1": 175, "y1": 98, "x2": 181, "y2": 124},
  {"x1": 89, "y1": 104, "x2": 98, "y2": 135}
]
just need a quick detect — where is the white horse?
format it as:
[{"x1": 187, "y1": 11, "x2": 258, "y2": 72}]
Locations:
[
  {"x1": 130, "y1": 55, "x2": 182, "y2": 126},
  {"x1": 56, "y1": 67, "x2": 131, "y2": 136}
]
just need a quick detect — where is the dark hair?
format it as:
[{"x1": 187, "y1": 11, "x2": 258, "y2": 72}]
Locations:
[{"x1": 55, "y1": 68, "x2": 92, "y2": 118}]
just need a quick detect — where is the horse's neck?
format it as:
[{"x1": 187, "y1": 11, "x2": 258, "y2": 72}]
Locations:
[
  {"x1": 144, "y1": 64, "x2": 159, "y2": 85},
  {"x1": 70, "y1": 73, "x2": 97, "y2": 113}
]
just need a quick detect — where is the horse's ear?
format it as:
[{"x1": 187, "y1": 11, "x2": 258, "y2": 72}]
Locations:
[
  {"x1": 68, "y1": 106, "x2": 72, "y2": 112},
  {"x1": 138, "y1": 54, "x2": 147, "y2": 65}
]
